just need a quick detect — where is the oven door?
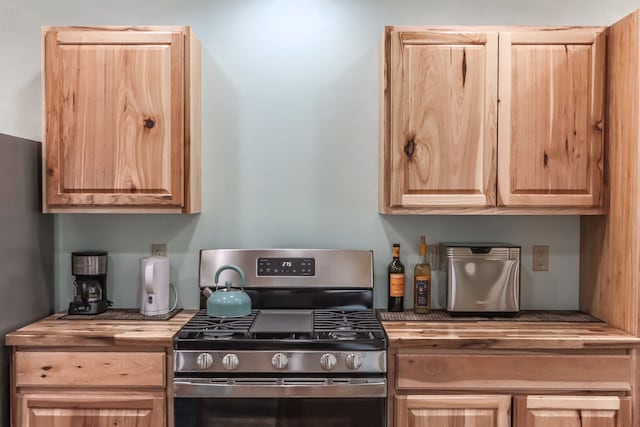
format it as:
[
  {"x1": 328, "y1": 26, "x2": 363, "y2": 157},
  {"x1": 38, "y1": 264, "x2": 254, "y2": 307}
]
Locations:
[{"x1": 174, "y1": 377, "x2": 386, "y2": 427}]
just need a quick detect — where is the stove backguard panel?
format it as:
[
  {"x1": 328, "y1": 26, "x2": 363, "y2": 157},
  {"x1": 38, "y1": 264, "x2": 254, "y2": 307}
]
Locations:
[
  {"x1": 198, "y1": 249, "x2": 375, "y2": 310},
  {"x1": 199, "y1": 249, "x2": 373, "y2": 290}
]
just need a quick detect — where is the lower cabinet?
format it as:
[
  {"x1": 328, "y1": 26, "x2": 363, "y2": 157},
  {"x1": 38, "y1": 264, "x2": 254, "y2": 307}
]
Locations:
[
  {"x1": 514, "y1": 395, "x2": 631, "y2": 427},
  {"x1": 395, "y1": 394, "x2": 631, "y2": 427},
  {"x1": 15, "y1": 392, "x2": 165, "y2": 427},
  {"x1": 11, "y1": 349, "x2": 170, "y2": 427},
  {"x1": 390, "y1": 350, "x2": 634, "y2": 427},
  {"x1": 396, "y1": 394, "x2": 511, "y2": 427}
]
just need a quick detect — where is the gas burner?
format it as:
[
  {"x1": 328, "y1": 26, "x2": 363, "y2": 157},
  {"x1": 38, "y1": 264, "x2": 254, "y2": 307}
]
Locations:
[
  {"x1": 201, "y1": 331, "x2": 235, "y2": 340},
  {"x1": 327, "y1": 330, "x2": 358, "y2": 340}
]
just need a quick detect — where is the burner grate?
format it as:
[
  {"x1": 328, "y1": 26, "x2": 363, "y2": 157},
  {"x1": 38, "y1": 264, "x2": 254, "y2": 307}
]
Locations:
[
  {"x1": 177, "y1": 308, "x2": 386, "y2": 346},
  {"x1": 181, "y1": 309, "x2": 257, "y2": 332},
  {"x1": 313, "y1": 310, "x2": 382, "y2": 332}
]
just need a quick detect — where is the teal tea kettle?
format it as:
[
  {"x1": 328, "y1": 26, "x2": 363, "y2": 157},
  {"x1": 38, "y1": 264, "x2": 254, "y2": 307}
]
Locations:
[{"x1": 204, "y1": 264, "x2": 252, "y2": 317}]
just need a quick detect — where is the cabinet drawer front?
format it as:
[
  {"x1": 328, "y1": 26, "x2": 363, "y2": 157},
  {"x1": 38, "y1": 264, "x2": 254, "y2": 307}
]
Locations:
[
  {"x1": 396, "y1": 353, "x2": 631, "y2": 392},
  {"x1": 15, "y1": 351, "x2": 165, "y2": 387}
]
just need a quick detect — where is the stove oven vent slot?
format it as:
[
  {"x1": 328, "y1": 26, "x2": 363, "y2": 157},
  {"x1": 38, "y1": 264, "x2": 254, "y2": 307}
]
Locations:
[
  {"x1": 233, "y1": 379, "x2": 279, "y2": 385},
  {"x1": 331, "y1": 378, "x2": 369, "y2": 384},
  {"x1": 282, "y1": 379, "x2": 328, "y2": 385}
]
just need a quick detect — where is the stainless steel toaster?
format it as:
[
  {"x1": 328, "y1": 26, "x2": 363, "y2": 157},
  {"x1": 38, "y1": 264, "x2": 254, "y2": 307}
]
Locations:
[{"x1": 439, "y1": 243, "x2": 521, "y2": 314}]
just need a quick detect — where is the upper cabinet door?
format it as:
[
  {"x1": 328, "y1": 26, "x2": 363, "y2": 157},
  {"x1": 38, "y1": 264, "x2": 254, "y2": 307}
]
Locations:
[
  {"x1": 497, "y1": 29, "x2": 606, "y2": 209},
  {"x1": 43, "y1": 27, "x2": 201, "y2": 213},
  {"x1": 381, "y1": 29, "x2": 498, "y2": 211}
]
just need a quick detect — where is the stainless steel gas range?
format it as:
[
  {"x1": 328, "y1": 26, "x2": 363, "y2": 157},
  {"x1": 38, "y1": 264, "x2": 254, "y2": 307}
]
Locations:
[{"x1": 173, "y1": 249, "x2": 388, "y2": 427}]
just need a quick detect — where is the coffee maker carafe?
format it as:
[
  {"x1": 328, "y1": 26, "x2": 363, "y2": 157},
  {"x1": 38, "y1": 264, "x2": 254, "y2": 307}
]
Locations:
[{"x1": 69, "y1": 250, "x2": 110, "y2": 315}]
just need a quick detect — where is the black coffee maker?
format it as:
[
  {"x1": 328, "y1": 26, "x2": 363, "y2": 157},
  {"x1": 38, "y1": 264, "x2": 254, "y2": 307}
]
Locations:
[{"x1": 69, "y1": 250, "x2": 110, "y2": 315}]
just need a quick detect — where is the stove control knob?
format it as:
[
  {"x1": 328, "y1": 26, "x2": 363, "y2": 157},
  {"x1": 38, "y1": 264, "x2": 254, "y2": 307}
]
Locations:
[
  {"x1": 196, "y1": 352, "x2": 214, "y2": 370},
  {"x1": 320, "y1": 353, "x2": 337, "y2": 371},
  {"x1": 271, "y1": 353, "x2": 289, "y2": 370},
  {"x1": 222, "y1": 353, "x2": 239, "y2": 371},
  {"x1": 346, "y1": 353, "x2": 364, "y2": 370}
]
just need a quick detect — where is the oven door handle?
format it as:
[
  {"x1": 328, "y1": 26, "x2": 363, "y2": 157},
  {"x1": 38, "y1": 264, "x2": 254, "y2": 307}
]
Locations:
[{"x1": 173, "y1": 377, "x2": 387, "y2": 398}]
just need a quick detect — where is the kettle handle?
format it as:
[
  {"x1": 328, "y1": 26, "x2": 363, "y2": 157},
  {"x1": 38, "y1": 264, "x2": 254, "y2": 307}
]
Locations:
[
  {"x1": 214, "y1": 264, "x2": 246, "y2": 290},
  {"x1": 144, "y1": 258, "x2": 156, "y2": 295}
]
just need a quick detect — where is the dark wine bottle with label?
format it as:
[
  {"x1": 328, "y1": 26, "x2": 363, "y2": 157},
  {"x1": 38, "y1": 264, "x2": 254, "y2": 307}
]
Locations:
[{"x1": 388, "y1": 243, "x2": 405, "y2": 312}]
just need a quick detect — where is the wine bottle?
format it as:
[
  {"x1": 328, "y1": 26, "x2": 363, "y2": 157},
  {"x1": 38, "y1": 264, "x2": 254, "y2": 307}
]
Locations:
[
  {"x1": 388, "y1": 243, "x2": 405, "y2": 312},
  {"x1": 414, "y1": 236, "x2": 431, "y2": 314}
]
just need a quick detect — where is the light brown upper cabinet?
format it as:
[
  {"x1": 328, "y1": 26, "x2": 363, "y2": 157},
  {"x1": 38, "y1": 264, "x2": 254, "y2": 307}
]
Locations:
[
  {"x1": 498, "y1": 30, "x2": 606, "y2": 210},
  {"x1": 42, "y1": 26, "x2": 201, "y2": 213},
  {"x1": 380, "y1": 27, "x2": 606, "y2": 214}
]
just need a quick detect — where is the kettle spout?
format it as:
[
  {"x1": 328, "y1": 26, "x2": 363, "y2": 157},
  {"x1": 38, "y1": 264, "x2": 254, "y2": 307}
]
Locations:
[{"x1": 201, "y1": 287, "x2": 213, "y2": 298}]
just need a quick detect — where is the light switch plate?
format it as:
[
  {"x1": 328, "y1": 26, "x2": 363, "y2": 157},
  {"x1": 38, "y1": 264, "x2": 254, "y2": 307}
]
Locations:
[
  {"x1": 532, "y1": 245, "x2": 549, "y2": 271},
  {"x1": 151, "y1": 243, "x2": 167, "y2": 257}
]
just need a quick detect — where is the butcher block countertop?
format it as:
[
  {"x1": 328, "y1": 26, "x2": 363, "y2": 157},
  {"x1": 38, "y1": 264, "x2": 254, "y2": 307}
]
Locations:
[
  {"x1": 382, "y1": 320, "x2": 640, "y2": 350},
  {"x1": 5, "y1": 310, "x2": 197, "y2": 348},
  {"x1": 7, "y1": 309, "x2": 640, "y2": 350}
]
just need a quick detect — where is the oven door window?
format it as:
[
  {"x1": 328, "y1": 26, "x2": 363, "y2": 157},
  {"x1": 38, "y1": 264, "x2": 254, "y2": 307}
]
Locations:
[{"x1": 175, "y1": 397, "x2": 385, "y2": 427}]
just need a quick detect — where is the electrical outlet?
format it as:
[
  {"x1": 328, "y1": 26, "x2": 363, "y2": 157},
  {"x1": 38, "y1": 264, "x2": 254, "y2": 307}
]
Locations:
[
  {"x1": 532, "y1": 245, "x2": 549, "y2": 271},
  {"x1": 427, "y1": 244, "x2": 439, "y2": 270},
  {"x1": 151, "y1": 243, "x2": 167, "y2": 257}
]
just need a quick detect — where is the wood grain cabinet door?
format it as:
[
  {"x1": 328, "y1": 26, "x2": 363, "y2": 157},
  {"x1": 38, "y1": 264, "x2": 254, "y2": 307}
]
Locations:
[
  {"x1": 15, "y1": 392, "x2": 165, "y2": 427},
  {"x1": 43, "y1": 27, "x2": 186, "y2": 210},
  {"x1": 497, "y1": 29, "x2": 606, "y2": 210},
  {"x1": 395, "y1": 395, "x2": 511, "y2": 427},
  {"x1": 382, "y1": 28, "x2": 498, "y2": 210},
  {"x1": 513, "y1": 395, "x2": 631, "y2": 427}
]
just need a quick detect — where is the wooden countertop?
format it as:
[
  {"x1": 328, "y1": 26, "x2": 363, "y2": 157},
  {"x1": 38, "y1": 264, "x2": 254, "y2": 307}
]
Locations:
[
  {"x1": 383, "y1": 321, "x2": 640, "y2": 350},
  {"x1": 5, "y1": 310, "x2": 197, "y2": 348},
  {"x1": 8, "y1": 310, "x2": 639, "y2": 351}
]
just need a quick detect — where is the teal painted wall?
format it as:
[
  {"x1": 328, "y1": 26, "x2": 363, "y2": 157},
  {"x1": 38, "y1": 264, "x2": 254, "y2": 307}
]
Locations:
[{"x1": 2, "y1": 0, "x2": 634, "y2": 311}]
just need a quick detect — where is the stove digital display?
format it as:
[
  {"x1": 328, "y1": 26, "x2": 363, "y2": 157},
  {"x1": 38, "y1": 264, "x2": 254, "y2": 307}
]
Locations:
[{"x1": 257, "y1": 257, "x2": 315, "y2": 276}]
